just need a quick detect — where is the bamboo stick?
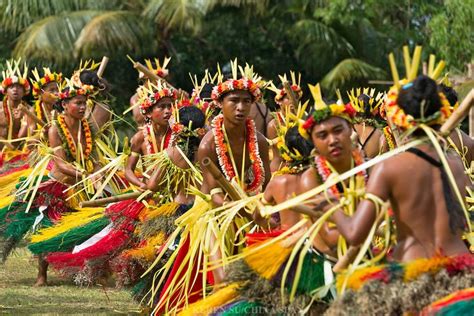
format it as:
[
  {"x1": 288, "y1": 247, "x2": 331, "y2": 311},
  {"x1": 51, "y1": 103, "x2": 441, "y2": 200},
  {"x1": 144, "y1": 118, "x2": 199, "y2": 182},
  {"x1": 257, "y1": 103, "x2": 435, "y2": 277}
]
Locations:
[
  {"x1": 79, "y1": 191, "x2": 149, "y2": 207},
  {"x1": 18, "y1": 104, "x2": 46, "y2": 127},
  {"x1": 97, "y1": 56, "x2": 109, "y2": 78},
  {"x1": 440, "y1": 88, "x2": 474, "y2": 136},
  {"x1": 283, "y1": 81, "x2": 298, "y2": 108}
]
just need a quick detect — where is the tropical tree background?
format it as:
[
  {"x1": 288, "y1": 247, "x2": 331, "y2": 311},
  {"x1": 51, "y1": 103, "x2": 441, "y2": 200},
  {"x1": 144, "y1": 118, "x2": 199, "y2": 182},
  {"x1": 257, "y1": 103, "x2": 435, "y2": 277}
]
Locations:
[{"x1": 0, "y1": 0, "x2": 472, "y2": 131}]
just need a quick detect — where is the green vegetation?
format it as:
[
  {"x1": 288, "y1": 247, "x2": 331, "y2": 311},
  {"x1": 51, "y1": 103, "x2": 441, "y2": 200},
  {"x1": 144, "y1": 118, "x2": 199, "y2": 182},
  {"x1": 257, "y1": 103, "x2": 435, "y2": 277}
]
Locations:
[{"x1": 0, "y1": 248, "x2": 138, "y2": 315}]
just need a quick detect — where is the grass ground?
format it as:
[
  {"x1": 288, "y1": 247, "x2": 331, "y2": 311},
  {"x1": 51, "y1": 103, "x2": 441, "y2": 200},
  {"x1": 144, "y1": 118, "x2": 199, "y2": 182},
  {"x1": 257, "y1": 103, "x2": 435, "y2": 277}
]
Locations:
[{"x1": 0, "y1": 248, "x2": 140, "y2": 315}]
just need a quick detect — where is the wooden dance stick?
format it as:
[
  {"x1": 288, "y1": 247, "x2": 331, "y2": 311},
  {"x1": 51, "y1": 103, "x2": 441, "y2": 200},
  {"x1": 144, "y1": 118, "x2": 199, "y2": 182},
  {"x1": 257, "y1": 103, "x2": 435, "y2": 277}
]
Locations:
[
  {"x1": 201, "y1": 157, "x2": 319, "y2": 218},
  {"x1": 97, "y1": 56, "x2": 109, "y2": 78},
  {"x1": 79, "y1": 191, "x2": 150, "y2": 207},
  {"x1": 333, "y1": 91, "x2": 474, "y2": 272},
  {"x1": 440, "y1": 88, "x2": 473, "y2": 136},
  {"x1": 202, "y1": 157, "x2": 242, "y2": 201},
  {"x1": 18, "y1": 104, "x2": 46, "y2": 127}
]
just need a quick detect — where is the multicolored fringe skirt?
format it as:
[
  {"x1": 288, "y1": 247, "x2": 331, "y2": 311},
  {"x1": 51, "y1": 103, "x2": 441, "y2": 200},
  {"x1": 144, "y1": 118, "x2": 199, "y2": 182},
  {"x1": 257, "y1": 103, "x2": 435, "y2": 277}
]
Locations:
[
  {"x1": 326, "y1": 253, "x2": 474, "y2": 315},
  {"x1": 180, "y1": 230, "x2": 335, "y2": 315},
  {"x1": 45, "y1": 199, "x2": 145, "y2": 285},
  {"x1": 0, "y1": 176, "x2": 75, "y2": 262}
]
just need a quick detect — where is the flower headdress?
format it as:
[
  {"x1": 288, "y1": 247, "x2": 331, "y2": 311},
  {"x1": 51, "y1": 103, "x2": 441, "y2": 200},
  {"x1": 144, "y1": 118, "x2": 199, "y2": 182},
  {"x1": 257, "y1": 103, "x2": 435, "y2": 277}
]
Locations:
[
  {"x1": 58, "y1": 78, "x2": 92, "y2": 101},
  {"x1": 267, "y1": 71, "x2": 303, "y2": 105},
  {"x1": 347, "y1": 87, "x2": 386, "y2": 127},
  {"x1": 170, "y1": 97, "x2": 207, "y2": 139},
  {"x1": 31, "y1": 68, "x2": 62, "y2": 98},
  {"x1": 385, "y1": 46, "x2": 452, "y2": 131},
  {"x1": 1, "y1": 58, "x2": 30, "y2": 95},
  {"x1": 70, "y1": 60, "x2": 100, "y2": 94},
  {"x1": 189, "y1": 70, "x2": 218, "y2": 121},
  {"x1": 299, "y1": 83, "x2": 356, "y2": 139},
  {"x1": 139, "y1": 57, "x2": 171, "y2": 80},
  {"x1": 276, "y1": 100, "x2": 311, "y2": 163},
  {"x1": 211, "y1": 59, "x2": 267, "y2": 102},
  {"x1": 137, "y1": 81, "x2": 177, "y2": 115}
]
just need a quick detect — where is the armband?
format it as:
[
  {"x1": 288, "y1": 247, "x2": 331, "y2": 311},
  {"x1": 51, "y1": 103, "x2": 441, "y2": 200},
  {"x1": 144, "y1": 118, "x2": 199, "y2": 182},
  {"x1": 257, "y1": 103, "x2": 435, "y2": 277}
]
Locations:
[
  {"x1": 210, "y1": 188, "x2": 223, "y2": 196},
  {"x1": 130, "y1": 151, "x2": 140, "y2": 157}
]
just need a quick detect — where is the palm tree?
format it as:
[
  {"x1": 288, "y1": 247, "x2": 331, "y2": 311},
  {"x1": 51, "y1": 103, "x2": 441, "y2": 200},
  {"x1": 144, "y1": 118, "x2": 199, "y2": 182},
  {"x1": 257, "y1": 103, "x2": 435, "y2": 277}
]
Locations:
[{"x1": 1, "y1": 0, "x2": 267, "y2": 69}]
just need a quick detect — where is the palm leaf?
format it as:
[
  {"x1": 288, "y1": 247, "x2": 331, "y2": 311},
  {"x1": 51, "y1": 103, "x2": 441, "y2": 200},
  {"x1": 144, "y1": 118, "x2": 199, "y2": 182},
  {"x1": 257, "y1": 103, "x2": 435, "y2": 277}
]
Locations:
[
  {"x1": 75, "y1": 11, "x2": 153, "y2": 58},
  {"x1": 13, "y1": 11, "x2": 104, "y2": 66},
  {"x1": 321, "y1": 58, "x2": 387, "y2": 95},
  {"x1": 143, "y1": 0, "x2": 205, "y2": 34},
  {"x1": 291, "y1": 19, "x2": 355, "y2": 75},
  {"x1": 0, "y1": 0, "x2": 122, "y2": 33}
]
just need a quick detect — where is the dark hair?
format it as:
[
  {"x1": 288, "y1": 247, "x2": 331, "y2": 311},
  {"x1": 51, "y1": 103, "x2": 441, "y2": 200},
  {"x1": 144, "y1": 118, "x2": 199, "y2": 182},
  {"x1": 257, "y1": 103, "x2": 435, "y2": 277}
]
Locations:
[
  {"x1": 80, "y1": 70, "x2": 110, "y2": 91},
  {"x1": 178, "y1": 106, "x2": 205, "y2": 161},
  {"x1": 285, "y1": 126, "x2": 314, "y2": 158},
  {"x1": 357, "y1": 93, "x2": 372, "y2": 116},
  {"x1": 199, "y1": 83, "x2": 213, "y2": 100},
  {"x1": 438, "y1": 83, "x2": 458, "y2": 107},
  {"x1": 398, "y1": 75, "x2": 441, "y2": 120}
]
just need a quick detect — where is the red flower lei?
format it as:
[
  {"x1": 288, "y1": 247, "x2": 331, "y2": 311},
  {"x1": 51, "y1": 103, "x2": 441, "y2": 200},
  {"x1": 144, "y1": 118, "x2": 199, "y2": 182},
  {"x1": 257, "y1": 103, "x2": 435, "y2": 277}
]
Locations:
[
  {"x1": 143, "y1": 124, "x2": 172, "y2": 155},
  {"x1": 57, "y1": 114, "x2": 93, "y2": 159},
  {"x1": 314, "y1": 149, "x2": 367, "y2": 197},
  {"x1": 212, "y1": 114, "x2": 265, "y2": 194}
]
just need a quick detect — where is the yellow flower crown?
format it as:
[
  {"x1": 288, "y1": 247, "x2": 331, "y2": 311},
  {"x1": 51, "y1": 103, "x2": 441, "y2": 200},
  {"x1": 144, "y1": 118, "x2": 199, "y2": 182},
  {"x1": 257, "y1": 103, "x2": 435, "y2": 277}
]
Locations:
[
  {"x1": 299, "y1": 84, "x2": 356, "y2": 140},
  {"x1": 385, "y1": 46, "x2": 452, "y2": 130},
  {"x1": 31, "y1": 68, "x2": 62, "y2": 98},
  {"x1": 1, "y1": 58, "x2": 30, "y2": 95},
  {"x1": 58, "y1": 78, "x2": 92, "y2": 100},
  {"x1": 69, "y1": 60, "x2": 100, "y2": 95}
]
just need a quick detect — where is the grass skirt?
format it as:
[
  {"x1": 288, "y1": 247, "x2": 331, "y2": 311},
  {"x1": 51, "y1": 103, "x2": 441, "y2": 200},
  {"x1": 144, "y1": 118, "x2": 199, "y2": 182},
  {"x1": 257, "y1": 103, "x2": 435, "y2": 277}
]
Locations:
[
  {"x1": 180, "y1": 230, "x2": 334, "y2": 315},
  {"x1": 326, "y1": 253, "x2": 474, "y2": 315},
  {"x1": 0, "y1": 177, "x2": 74, "y2": 262}
]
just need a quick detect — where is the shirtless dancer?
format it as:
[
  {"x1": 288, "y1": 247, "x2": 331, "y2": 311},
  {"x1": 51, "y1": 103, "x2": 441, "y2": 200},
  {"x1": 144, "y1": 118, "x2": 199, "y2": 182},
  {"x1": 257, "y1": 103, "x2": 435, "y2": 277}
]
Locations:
[{"x1": 331, "y1": 75, "x2": 470, "y2": 261}]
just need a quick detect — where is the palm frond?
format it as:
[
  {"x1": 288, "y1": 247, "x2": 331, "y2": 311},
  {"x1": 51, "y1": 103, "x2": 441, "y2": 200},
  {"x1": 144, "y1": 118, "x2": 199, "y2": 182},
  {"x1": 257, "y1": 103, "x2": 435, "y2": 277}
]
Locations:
[
  {"x1": 75, "y1": 11, "x2": 153, "y2": 58},
  {"x1": 12, "y1": 11, "x2": 103, "y2": 66},
  {"x1": 291, "y1": 19, "x2": 355, "y2": 75},
  {"x1": 206, "y1": 0, "x2": 269, "y2": 15},
  {"x1": 143, "y1": 0, "x2": 205, "y2": 34},
  {"x1": 321, "y1": 58, "x2": 387, "y2": 95},
  {"x1": 0, "y1": 0, "x2": 122, "y2": 33}
]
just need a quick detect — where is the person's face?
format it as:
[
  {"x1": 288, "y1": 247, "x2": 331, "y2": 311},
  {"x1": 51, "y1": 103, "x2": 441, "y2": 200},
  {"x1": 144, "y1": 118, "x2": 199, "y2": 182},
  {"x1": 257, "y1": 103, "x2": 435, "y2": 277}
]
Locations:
[
  {"x1": 280, "y1": 95, "x2": 294, "y2": 113},
  {"x1": 147, "y1": 97, "x2": 172, "y2": 126},
  {"x1": 63, "y1": 95, "x2": 87, "y2": 120},
  {"x1": 218, "y1": 90, "x2": 253, "y2": 125},
  {"x1": 41, "y1": 82, "x2": 59, "y2": 104},
  {"x1": 311, "y1": 117, "x2": 352, "y2": 166},
  {"x1": 6, "y1": 83, "x2": 25, "y2": 102}
]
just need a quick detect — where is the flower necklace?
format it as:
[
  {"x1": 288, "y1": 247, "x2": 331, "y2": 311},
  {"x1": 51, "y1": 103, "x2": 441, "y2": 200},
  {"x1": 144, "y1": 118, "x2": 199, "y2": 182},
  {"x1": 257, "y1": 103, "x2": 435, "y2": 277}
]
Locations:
[
  {"x1": 143, "y1": 123, "x2": 172, "y2": 155},
  {"x1": 314, "y1": 149, "x2": 368, "y2": 197},
  {"x1": 212, "y1": 114, "x2": 265, "y2": 194},
  {"x1": 382, "y1": 126, "x2": 396, "y2": 150},
  {"x1": 57, "y1": 114, "x2": 93, "y2": 160}
]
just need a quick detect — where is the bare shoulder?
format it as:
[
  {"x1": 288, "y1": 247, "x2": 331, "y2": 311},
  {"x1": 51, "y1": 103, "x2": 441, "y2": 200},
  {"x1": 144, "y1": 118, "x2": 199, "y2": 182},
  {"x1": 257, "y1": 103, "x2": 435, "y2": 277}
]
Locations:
[
  {"x1": 130, "y1": 129, "x2": 144, "y2": 144},
  {"x1": 299, "y1": 166, "x2": 320, "y2": 194},
  {"x1": 197, "y1": 130, "x2": 217, "y2": 164},
  {"x1": 256, "y1": 131, "x2": 269, "y2": 148}
]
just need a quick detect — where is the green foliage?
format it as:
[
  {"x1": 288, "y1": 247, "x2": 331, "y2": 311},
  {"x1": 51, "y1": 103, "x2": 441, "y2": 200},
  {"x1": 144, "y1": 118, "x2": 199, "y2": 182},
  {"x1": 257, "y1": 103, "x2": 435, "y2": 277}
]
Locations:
[
  {"x1": 429, "y1": 0, "x2": 474, "y2": 71},
  {"x1": 0, "y1": 0, "x2": 471, "y2": 132}
]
